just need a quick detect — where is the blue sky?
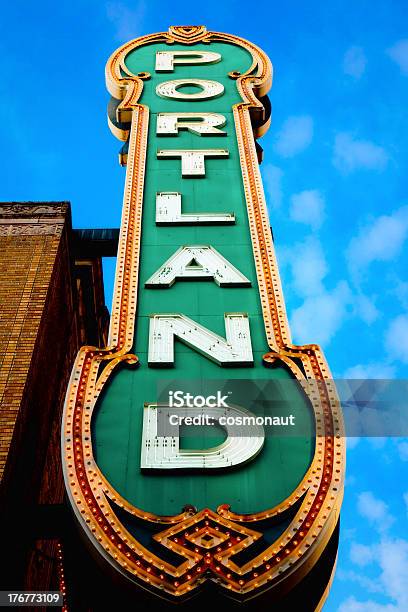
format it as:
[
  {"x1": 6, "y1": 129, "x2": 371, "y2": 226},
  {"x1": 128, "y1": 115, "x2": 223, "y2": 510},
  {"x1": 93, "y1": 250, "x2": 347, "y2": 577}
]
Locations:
[{"x1": 1, "y1": 1, "x2": 407, "y2": 609}]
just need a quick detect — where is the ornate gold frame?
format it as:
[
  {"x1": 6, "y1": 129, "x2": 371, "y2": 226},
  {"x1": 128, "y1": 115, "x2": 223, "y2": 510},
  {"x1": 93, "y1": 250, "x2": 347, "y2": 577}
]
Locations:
[{"x1": 61, "y1": 25, "x2": 345, "y2": 602}]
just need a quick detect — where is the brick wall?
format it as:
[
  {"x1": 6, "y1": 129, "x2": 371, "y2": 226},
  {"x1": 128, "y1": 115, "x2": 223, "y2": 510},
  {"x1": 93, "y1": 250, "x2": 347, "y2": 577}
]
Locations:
[
  {"x1": 0, "y1": 202, "x2": 108, "y2": 596},
  {"x1": 0, "y1": 203, "x2": 74, "y2": 487}
]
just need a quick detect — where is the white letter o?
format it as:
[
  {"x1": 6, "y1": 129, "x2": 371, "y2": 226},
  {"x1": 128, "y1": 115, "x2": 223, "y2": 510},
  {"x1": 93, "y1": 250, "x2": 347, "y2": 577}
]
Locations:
[{"x1": 156, "y1": 79, "x2": 224, "y2": 101}]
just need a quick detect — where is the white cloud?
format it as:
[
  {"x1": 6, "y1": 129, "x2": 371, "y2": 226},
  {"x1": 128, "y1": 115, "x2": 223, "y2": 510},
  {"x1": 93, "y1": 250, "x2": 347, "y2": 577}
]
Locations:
[
  {"x1": 344, "y1": 362, "x2": 396, "y2": 379},
  {"x1": 392, "y1": 277, "x2": 408, "y2": 309},
  {"x1": 346, "y1": 206, "x2": 408, "y2": 278},
  {"x1": 290, "y1": 189, "x2": 325, "y2": 230},
  {"x1": 368, "y1": 438, "x2": 388, "y2": 450},
  {"x1": 397, "y1": 441, "x2": 408, "y2": 461},
  {"x1": 378, "y1": 539, "x2": 408, "y2": 609},
  {"x1": 274, "y1": 115, "x2": 313, "y2": 157},
  {"x1": 338, "y1": 569, "x2": 382, "y2": 593},
  {"x1": 343, "y1": 46, "x2": 367, "y2": 79},
  {"x1": 341, "y1": 488, "x2": 408, "y2": 612},
  {"x1": 338, "y1": 596, "x2": 398, "y2": 611},
  {"x1": 347, "y1": 437, "x2": 361, "y2": 450},
  {"x1": 343, "y1": 527, "x2": 357, "y2": 540},
  {"x1": 353, "y1": 293, "x2": 379, "y2": 324},
  {"x1": 283, "y1": 232, "x2": 383, "y2": 347},
  {"x1": 283, "y1": 237, "x2": 353, "y2": 346},
  {"x1": 262, "y1": 164, "x2": 283, "y2": 209},
  {"x1": 350, "y1": 542, "x2": 375, "y2": 566},
  {"x1": 404, "y1": 491, "x2": 408, "y2": 515},
  {"x1": 358, "y1": 491, "x2": 388, "y2": 522},
  {"x1": 106, "y1": 1, "x2": 145, "y2": 42},
  {"x1": 285, "y1": 237, "x2": 327, "y2": 297},
  {"x1": 387, "y1": 40, "x2": 408, "y2": 76},
  {"x1": 341, "y1": 538, "x2": 408, "y2": 611},
  {"x1": 333, "y1": 132, "x2": 388, "y2": 172},
  {"x1": 357, "y1": 491, "x2": 394, "y2": 532},
  {"x1": 290, "y1": 280, "x2": 352, "y2": 346},
  {"x1": 385, "y1": 314, "x2": 408, "y2": 364}
]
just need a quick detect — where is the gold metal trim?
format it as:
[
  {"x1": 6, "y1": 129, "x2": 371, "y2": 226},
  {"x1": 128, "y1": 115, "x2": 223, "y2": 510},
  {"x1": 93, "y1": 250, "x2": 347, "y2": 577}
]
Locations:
[{"x1": 61, "y1": 24, "x2": 345, "y2": 602}]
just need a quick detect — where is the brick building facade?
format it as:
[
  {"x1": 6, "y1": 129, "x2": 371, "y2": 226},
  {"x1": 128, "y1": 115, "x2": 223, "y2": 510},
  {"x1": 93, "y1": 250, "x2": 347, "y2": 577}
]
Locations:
[{"x1": 0, "y1": 202, "x2": 110, "y2": 602}]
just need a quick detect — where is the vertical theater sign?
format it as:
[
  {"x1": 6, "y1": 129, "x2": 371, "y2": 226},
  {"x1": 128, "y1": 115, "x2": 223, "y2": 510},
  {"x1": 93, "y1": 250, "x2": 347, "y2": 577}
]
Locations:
[{"x1": 62, "y1": 26, "x2": 345, "y2": 606}]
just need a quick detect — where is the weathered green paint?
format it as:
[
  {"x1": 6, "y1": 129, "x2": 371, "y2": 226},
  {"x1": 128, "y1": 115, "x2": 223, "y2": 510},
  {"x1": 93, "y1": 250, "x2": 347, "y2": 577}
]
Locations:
[{"x1": 93, "y1": 41, "x2": 315, "y2": 515}]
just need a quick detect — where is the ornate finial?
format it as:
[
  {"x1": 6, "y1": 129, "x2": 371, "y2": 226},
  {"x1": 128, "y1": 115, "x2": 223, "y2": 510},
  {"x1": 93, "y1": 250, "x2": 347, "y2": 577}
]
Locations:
[{"x1": 168, "y1": 25, "x2": 208, "y2": 43}]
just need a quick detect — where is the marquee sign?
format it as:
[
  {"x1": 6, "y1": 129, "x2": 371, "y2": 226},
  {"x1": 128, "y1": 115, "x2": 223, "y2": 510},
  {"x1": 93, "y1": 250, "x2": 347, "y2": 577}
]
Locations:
[{"x1": 62, "y1": 25, "x2": 345, "y2": 605}]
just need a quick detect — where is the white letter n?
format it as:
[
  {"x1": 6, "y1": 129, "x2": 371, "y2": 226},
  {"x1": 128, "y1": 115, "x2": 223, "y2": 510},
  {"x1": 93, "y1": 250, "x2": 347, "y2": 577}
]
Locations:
[{"x1": 148, "y1": 313, "x2": 253, "y2": 367}]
